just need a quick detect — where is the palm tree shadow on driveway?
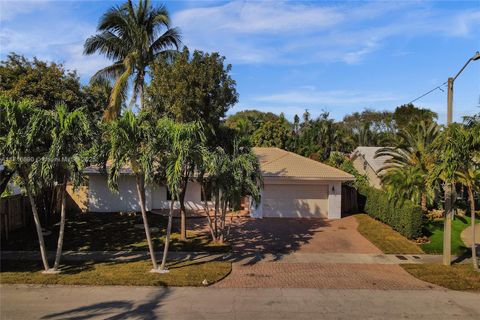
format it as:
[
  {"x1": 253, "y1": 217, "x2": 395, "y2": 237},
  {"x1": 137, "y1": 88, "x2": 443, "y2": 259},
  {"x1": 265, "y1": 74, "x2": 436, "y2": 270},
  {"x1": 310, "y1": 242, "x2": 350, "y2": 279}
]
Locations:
[{"x1": 218, "y1": 216, "x2": 331, "y2": 265}]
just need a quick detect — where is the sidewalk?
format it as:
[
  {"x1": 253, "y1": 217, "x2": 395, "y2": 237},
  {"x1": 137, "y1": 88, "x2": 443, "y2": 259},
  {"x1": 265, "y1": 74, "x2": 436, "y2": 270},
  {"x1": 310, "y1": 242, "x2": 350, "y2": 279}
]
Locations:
[
  {"x1": 0, "y1": 250, "x2": 455, "y2": 265},
  {"x1": 2, "y1": 285, "x2": 480, "y2": 319}
]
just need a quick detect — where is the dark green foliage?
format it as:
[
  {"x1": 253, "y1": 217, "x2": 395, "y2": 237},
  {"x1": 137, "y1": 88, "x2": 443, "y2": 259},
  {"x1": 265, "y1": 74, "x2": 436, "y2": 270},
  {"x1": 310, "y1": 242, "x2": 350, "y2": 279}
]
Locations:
[
  {"x1": 358, "y1": 185, "x2": 423, "y2": 239},
  {"x1": 326, "y1": 152, "x2": 367, "y2": 188},
  {"x1": 146, "y1": 47, "x2": 238, "y2": 145},
  {"x1": 225, "y1": 109, "x2": 281, "y2": 138},
  {"x1": 251, "y1": 116, "x2": 291, "y2": 149},
  {"x1": 0, "y1": 54, "x2": 83, "y2": 111},
  {"x1": 393, "y1": 103, "x2": 438, "y2": 131}
]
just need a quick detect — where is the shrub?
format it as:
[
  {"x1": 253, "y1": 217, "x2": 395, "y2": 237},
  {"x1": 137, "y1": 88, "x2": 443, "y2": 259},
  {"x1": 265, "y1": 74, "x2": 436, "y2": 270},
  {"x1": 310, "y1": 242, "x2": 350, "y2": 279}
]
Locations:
[{"x1": 358, "y1": 185, "x2": 423, "y2": 239}]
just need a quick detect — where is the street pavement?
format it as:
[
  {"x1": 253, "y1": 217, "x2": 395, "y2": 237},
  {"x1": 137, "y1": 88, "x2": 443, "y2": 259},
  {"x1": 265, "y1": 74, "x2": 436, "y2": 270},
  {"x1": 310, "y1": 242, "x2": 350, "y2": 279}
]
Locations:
[{"x1": 1, "y1": 284, "x2": 479, "y2": 320}]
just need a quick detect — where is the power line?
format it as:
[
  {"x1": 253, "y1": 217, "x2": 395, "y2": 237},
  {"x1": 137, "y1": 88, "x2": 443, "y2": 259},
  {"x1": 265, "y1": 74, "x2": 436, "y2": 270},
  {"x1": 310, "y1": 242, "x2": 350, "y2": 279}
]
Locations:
[{"x1": 408, "y1": 81, "x2": 448, "y2": 104}]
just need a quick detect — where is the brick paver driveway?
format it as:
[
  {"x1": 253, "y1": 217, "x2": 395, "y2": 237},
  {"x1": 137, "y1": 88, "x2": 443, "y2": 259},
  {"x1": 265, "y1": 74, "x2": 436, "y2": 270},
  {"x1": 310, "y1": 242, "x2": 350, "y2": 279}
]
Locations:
[{"x1": 215, "y1": 215, "x2": 434, "y2": 289}]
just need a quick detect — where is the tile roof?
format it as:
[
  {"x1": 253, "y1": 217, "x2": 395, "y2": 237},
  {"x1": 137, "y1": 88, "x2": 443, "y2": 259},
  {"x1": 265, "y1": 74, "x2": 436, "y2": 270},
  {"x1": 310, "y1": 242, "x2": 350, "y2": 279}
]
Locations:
[
  {"x1": 351, "y1": 147, "x2": 391, "y2": 173},
  {"x1": 252, "y1": 147, "x2": 354, "y2": 181}
]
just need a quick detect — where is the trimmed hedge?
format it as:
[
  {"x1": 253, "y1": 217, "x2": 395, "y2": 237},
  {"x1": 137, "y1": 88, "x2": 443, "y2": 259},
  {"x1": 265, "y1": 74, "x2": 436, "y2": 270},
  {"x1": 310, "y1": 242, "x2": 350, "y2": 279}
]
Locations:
[{"x1": 358, "y1": 185, "x2": 423, "y2": 239}]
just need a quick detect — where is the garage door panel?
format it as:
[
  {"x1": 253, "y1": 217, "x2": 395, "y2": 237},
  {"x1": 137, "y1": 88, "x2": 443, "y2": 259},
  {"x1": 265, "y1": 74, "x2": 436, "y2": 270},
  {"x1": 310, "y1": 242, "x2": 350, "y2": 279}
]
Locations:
[{"x1": 263, "y1": 184, "x2": 328, "y2": 218}]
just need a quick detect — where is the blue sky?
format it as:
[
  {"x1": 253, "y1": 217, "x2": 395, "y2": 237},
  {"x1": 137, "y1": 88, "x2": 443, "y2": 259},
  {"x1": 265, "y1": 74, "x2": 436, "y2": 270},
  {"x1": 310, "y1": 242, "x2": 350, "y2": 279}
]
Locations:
[{"x1": 1, "y1": 0, "x2": 479, "y2": 123}]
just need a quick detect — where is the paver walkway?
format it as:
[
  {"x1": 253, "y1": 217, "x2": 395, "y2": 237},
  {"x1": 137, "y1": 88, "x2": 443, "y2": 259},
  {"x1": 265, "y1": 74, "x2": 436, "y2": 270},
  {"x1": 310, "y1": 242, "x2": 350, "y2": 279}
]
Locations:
[
  {"x1": 213, "y1": 263, "x2": 436, "y2": 289},
  {"x1": 216, "y1": 215, "x2": 439, "y2": 289},
  {"x1": 461, "y1": 223, "x2": 480, "y2": 249}
]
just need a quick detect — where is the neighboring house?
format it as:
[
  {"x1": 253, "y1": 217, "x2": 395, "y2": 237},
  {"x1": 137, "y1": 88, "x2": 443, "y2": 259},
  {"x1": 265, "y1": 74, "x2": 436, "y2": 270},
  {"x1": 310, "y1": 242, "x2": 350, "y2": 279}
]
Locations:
[
  {"x1": 350, "y1": 147, "x2": 390, "y2": 189},
  {"x1": 83, "y1": 147, "x2": 354, "y2": 219}
]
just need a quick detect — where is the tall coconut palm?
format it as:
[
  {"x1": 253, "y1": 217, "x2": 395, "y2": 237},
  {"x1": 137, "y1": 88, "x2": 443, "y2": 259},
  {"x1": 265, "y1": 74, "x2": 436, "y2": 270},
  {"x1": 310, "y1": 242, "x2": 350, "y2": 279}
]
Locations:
[
  {"x1": 0, "y1": 98, "x2": 51, "y2": 272},
  {"x1": 84, "y1": 0, "x2": 181, "y2": 120},
  {"x1": 376, "y1": 121, "x2": 440, "y2": 212},
  {"x1": 37, "y1": 104, "x2": 91, "y2": 271},
  {"x1": 107, "y1": 110, "x2": 159, "y2": 271}
]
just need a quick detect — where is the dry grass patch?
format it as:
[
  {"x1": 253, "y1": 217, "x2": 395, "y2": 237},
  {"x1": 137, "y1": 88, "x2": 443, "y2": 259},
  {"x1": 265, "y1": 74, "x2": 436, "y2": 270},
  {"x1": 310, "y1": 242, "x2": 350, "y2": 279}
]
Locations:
[
  {"x1": 0, "y1": 259, "x2": 231, "y2": 287},
  {"x1": 401, "y1": 264, "x2": 480, "y2": 291},
  {"x1": 355, "y1": 214, "x2": 423, "y2": 254}
]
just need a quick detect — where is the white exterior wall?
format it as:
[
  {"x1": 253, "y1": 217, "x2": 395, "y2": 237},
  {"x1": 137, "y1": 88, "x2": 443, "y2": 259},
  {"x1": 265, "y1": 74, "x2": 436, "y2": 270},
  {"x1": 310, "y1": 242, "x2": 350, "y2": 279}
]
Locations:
[
  {"x1": 88, "y1": 175, "x2": 146, "y2": 212},
  {"x1": 151, "y1": 181, "x2": 208, "y2": 211},
  {"x1": 327, "y1": 181, "x2": 342, "y2": 219},
  {"x1": 88, "y1": 174, "x2": 208, "y2": 212}
]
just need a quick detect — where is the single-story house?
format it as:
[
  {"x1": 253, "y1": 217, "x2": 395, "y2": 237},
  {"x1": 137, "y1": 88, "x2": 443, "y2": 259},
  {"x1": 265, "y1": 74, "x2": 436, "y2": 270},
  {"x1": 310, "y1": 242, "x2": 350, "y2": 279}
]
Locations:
[
  {"x1": 83, "y1": 147, "x2": 354, "y2": 219},
  {"x1": 350, "y1": 146, "x2": 390, "y2": 189}
]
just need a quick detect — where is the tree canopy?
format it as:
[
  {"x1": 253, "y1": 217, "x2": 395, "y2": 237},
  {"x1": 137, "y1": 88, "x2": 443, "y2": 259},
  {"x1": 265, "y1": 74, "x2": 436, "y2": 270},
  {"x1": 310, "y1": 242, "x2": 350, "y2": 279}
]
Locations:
[
  {"x1": 0, "y1": 54, "x2": 83, "y2": 111},
  {"x1": 146, "y1": 47, "x2": 238, "y2": 142}
]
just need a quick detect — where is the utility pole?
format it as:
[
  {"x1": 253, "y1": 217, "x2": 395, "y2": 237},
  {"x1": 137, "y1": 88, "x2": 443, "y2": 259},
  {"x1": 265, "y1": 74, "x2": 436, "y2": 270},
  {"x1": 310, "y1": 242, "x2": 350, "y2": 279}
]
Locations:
[
  {"x1": 442, "y1": 51, "x2": 480, "y2": 266},
  {"x1": 443, "y1": 77, "x2": 453, "y2": 266}
]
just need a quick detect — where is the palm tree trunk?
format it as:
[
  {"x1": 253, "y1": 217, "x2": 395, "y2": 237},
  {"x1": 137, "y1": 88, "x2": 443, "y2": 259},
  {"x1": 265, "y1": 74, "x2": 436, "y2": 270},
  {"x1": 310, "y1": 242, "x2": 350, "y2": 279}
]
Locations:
[
  {"x1": 53, "y1": 175, "x2": 67, "y2": 271},
  {"x1": 179, "y1": 180, "x2": 188, "y2": 240},
  {"x1": 220, "y1": 199, "x2": 228, "y2": 243},
  {"x1": 135, "y1": 174, "x2": 158, "y2": 270},
  {"x1": 214, "y1": 191, "x2": 219, "y2": 241},
  {"x1": 160, "y1": 196, "x2": 174, "y2": 271},
  {"x1": 23, "y1": 173, "x2": 50, "y2": 272},
  {"x1": 421, "y1": 193, "x2": 427, "y2": 213},
  {"x1": 201, "y1": 185, "x2": 216, "y2": 241},
  {"x1": 467, "y1": 186, "x2": 478, "y2": 270}
]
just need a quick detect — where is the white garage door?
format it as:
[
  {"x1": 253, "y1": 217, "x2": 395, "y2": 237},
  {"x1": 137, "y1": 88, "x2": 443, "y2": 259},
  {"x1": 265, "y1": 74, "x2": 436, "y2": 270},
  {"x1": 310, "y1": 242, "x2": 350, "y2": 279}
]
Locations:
[{"x1": 262, "y1": 184, "x2": 328, "y2": 218}]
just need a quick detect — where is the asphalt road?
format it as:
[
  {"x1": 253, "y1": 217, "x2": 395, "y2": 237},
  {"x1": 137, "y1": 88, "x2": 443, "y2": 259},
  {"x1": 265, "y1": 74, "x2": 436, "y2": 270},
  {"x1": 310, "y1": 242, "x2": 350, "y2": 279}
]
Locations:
[{"x1": 1, "y1": 284, "x2": 480, "y2": 320}]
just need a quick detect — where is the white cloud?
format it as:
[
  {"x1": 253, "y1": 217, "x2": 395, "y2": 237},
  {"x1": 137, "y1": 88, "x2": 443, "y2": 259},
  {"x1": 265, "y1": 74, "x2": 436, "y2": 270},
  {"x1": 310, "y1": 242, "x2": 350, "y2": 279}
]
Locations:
[
  {"x1": 254, "y1": 88, "x2": 400, "y2": 106},
  {"x1": 173, "y1": 1, "x2": 480, "y2": 65},
  {"x1": 175, "y1": 1, "x2": 343, "y2": 35},
  {"x1": 0, "y1": 0, "x2": 50, "y2": 21},
  {"x1": 0, "y1": 13, "x2": 109, "y2": 80}
]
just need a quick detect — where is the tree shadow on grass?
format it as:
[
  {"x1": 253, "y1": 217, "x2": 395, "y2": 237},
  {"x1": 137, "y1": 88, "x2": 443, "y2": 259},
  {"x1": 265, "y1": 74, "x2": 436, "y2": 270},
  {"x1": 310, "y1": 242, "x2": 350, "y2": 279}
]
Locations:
[{"x1": 40, "y1": 289, "x2": 170, "y2": 320}]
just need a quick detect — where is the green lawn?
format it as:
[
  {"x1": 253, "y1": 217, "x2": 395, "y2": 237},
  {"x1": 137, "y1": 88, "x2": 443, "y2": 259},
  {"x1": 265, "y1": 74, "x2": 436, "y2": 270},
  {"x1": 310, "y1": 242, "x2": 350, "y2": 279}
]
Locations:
[
  {"x1": 421, "y1": 216, "x2": 472, "y2": 256},
  {"x1": 355, "y1": 214, "x2": 423, "y2": 254},
  {"x1": 1, "y1": 212, "x2": 230, "y2": 253},
  {"x1": 0, "y1": 259, "x2": 231, "y2": 287},
  {"x1": 401, "y1": 263, "x2": 480, "y2": 291}
]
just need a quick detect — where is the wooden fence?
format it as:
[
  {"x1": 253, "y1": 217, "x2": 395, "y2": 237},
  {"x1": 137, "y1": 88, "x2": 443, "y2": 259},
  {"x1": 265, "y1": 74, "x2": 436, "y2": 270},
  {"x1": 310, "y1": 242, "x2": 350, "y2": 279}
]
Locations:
[{"x1": 0, "y1": 194, "x2": 31, "y2": 240}]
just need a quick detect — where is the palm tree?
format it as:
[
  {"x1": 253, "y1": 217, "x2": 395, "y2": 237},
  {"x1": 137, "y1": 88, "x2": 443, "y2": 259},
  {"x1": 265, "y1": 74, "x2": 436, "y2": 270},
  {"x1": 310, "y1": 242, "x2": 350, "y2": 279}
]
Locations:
[
  {"x1": 0, "y1": 98, "x2": 51, "y2": 272},
  {"x1": 437, "y1": 123, "x2": 479, "y2": 270},
  {"x1": 458, "y1": 167, "x2": 480, "y2": 270},
  {"x1": 38, "y1": 105, "x2": 91, "y2": 271},
  {"x1": 84, "y1": 0, "x2": 180, "y2": 120},
  {"x1": 200, "y1": 144, "x2": 262, "y2": 243},
  {"x1": 153, "y1": 118, "x2": 205, "y2": 271},
  {"x1": 376, "y1": 121, "x2": 440, "y2": 212},
  {"x1": 107, "y1": 110, "x2": 159, "y2": 271}
]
